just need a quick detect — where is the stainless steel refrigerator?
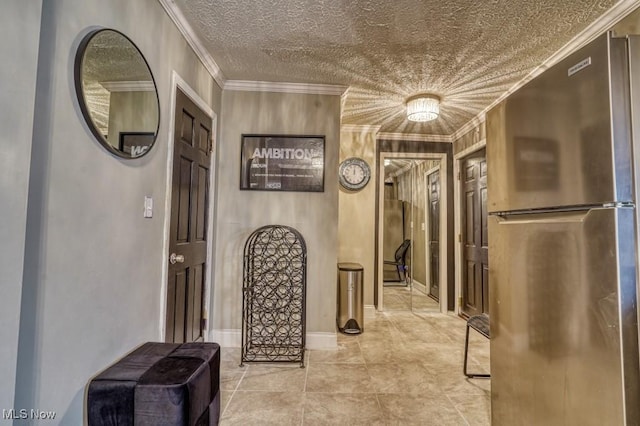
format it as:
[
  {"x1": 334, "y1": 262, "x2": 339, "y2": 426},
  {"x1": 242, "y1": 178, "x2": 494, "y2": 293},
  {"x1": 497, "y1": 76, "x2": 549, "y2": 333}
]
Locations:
[{"x1": 487, "y1": 32, "x2": 640, "y2": 425}]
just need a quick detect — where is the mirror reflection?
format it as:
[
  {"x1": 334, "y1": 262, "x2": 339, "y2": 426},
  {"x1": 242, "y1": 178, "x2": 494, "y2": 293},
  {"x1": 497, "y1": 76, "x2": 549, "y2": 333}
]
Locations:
[
  {"x1": 382, "y1": 158, "x2": 441, "y2": 313},
  {"x1": 382, "y1": 158, "x2": 415, "y2": 311},
  {"x1": 75, "y1": 29, "x2": 160, "y2": 158}
]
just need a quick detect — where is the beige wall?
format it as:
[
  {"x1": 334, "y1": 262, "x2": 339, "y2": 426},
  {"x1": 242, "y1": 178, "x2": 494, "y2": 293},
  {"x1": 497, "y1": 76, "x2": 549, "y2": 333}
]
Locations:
[
  {"x1": 453, "y1": 122, "x2": 486, "y2": 155},
  {"x1": 396, "y1": 167, "x2": 421, "y2": 284},
  {"x1": 0, "y1": 0, "x2": 42, "y2": 411},
  {"x1": 612, "y1": 6, "x2": 640, "y2": 35},
  {"x1": 214, "y1": 90, "x2": 341, "y2": 336},
  {"x1": 382, "y1": 199, "x2": 404, "y2": 270},
  {"x1": 338, "y1": 129, "x2": 377, "y2": 305}
]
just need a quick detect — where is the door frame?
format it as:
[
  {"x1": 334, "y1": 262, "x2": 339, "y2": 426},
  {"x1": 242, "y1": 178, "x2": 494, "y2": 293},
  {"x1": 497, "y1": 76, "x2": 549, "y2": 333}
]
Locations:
[
  {"x1": 159, "y1": 71, "x2": 218, "y2": 341},
  {"x1": 453, "y1": 139, "x2": 486, "y2": 316},
  {"x1": 377, "y1": 152, "x2": 448, "y2": 314},
  {"x1": 424, "y1": 164, "x2": 440, "y2": 300}
]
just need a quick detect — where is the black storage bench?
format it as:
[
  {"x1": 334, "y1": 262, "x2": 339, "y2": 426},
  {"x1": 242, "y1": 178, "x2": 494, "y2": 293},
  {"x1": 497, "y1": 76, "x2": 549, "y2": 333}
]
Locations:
[{"x1": 88, "y1": 342, "x2": 220, "y2": 426}]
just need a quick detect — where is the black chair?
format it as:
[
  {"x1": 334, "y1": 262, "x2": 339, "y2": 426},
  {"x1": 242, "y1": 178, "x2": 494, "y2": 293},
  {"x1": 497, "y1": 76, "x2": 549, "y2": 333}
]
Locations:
[
  {"x1": 383, "y1": 239, "x2": 411, "y2": 282},
  {"x1": 463, "y1": 314, "x2": 491, "y2": 378}
]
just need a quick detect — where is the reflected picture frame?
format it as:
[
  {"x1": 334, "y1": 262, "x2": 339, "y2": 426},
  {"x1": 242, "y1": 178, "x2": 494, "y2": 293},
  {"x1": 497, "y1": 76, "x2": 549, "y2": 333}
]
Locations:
[{"x1": 119, "y1": 132, "x2": 155, "y2": 158}]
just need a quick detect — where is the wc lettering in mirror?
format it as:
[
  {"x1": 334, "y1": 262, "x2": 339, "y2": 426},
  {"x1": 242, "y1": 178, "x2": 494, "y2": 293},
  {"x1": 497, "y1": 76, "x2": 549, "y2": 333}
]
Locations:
[{"x1": 74, "y1": 29, "x2": 160, "y2": 158}]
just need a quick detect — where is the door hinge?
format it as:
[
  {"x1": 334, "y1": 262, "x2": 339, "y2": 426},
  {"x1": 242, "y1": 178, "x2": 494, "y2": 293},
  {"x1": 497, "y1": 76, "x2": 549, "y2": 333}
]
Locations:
[
  {"x1": 458, "y1": 234, "x2": 462, "y2": 243},
  {"x1": 458, "y1": 297, "x2": 463, "y2": 307},
  {"x1": 201, "y1": 318, "x2": 207, "y2": 330},
  {"x1": 457, "y1": 171, "x2": 461, "y2": 181}
]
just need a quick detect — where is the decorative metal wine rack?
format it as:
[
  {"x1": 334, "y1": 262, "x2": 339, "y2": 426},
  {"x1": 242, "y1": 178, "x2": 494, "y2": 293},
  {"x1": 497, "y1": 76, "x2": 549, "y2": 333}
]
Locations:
[{"x1": 241, "y1": 225, "x2": 307, "y2": 367}]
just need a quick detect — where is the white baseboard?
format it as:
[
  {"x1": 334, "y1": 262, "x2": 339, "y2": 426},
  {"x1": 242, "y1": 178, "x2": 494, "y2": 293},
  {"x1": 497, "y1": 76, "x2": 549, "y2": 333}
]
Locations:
[
  {"x1": 364, "y1": 305, "x2": 377, "y2": 316},
  {"x1": 210, "y1": 329, "x2": 241, "y2": 347},
  {"x1": 306, "y1": 332, "x2": 338, "y2": 349},
  {"x1": 412, "y1": 280, "x2": 428, "y2": 295},
  {"x1": 210, "y1": 329, "x2": 338, "y2": 350}
]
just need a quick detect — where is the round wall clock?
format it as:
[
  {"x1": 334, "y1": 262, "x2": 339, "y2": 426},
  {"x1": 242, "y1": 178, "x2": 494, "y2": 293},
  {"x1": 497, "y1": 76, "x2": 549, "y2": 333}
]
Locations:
[{"x1": 339, "y1": 157, "x2": 371, "y2": 191}]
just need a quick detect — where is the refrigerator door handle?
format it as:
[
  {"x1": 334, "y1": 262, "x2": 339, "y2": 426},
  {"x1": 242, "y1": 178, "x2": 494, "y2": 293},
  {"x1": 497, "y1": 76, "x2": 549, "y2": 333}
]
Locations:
[{"x1": 492, "y1": 209, "x2": 593, "y2": 224}]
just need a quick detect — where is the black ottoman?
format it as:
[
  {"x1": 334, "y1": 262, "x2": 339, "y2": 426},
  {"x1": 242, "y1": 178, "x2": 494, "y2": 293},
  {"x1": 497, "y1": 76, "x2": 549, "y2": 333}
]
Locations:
[{"x1": 88, "y1": 342, "x2": 220, "y2": 426}]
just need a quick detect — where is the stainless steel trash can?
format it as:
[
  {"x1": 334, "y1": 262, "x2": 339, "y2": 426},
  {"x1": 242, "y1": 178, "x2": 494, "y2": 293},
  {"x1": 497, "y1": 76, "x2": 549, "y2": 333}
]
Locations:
[{"x1": 337, "y1": 262, "x2": 364, "y2": 334}]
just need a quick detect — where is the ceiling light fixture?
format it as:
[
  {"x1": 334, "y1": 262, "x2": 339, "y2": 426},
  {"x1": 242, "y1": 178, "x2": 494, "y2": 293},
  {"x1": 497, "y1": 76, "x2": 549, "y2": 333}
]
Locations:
[{"x1": 406, "y1": 94, "x2": 440, "y2": 122}]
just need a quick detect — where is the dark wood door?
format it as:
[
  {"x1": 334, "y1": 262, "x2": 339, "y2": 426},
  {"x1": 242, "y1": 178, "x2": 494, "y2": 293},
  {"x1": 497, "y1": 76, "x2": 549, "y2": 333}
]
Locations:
[
  {"x1": 428, "y1": 170, "x2": 440, "y2": 300},
  {"x1": 165, "y1": 88, "x2": 212, "y2": 343},
  {"x1": 461, "y1": 149, "x2": 489, "y2": 317}
]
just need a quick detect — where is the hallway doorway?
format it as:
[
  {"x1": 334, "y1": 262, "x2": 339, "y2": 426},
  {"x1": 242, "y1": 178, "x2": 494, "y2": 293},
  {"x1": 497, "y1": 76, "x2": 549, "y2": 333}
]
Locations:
[
  {"x1": 426, "y1": 165, "x2": 441, "y2": 301},
  {"x1": 459, "y1": 148, "x2": 489, "y2": 318},
  {"x1": 377, "y1": 152, "x2": 448, "y2": 314},
  {"x1": 163, "y1": 81, "x2": 217, "y2": 344}
]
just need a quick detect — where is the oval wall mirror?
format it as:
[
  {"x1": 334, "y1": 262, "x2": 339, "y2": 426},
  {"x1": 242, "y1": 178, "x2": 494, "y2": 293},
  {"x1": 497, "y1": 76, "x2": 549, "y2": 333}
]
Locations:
[{"x1": 74, "y1": 29, "x2": 160, "y2": 159}]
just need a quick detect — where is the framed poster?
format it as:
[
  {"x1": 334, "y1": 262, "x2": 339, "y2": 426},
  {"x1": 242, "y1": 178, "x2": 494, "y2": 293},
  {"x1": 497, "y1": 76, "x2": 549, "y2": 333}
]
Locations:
[
  {"x1": 119, "y1": 132, "x2": 155, "y2": 158},
  {"x1": 240, "y1": 134, "x2": 325, "y2": 192}
]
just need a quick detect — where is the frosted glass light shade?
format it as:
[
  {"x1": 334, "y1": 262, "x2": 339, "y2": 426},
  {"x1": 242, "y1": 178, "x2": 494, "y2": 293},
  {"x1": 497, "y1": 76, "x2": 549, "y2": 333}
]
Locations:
[{"x1": 406, "y1": 94, "x2": 440, "y2": 122}]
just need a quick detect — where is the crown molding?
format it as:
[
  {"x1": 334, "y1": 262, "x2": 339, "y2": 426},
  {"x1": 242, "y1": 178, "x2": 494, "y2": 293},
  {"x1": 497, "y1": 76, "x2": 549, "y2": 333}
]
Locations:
[
  {"x1": 100, "y1": 81, "x2": 156, "y2": 92},
  {"x1": 538, "y1": 0, "x2": 640, "y2": 72},
  {"x1": 340, "y1": 87, "x2": 351, "y2": 117},
  {"x1": 389, "y1": 161, "x2": 413, "y2": 178},
  {"x1": 451, "y1": 0, "x2": 639, "y2": 142},
  {"x1": 341, "y1": 86, "x2": 351, "y2": 102},
  {"x1": 158, "y1": 0, "x2": 637, "y2": 142},
  {"x1": 450, "y1": 113, "x2": 485, "y2": 142},
  {"x1": 377, "y1": 132, "x2": 452, "y2": 143},
  {"x1": 340, "y1": 124, "x2": 382, "y2": 133},
  {"x1": 158, "y1": 0, "x2": 226, "y2": 88},
  {"x1": 224, "y1": 80, "x2": 348, "y2": 95}
]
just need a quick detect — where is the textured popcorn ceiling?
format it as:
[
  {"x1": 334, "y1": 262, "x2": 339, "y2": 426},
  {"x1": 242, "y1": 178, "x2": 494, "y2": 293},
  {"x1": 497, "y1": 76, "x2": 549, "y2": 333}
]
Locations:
[
  {"x1": 385, "y1": 159, "x2": 416, "y2": 180},
  {"x1": 174, "y1": 0, "x2": 617, "y2": 135},
  {"x1": 83, "y1": 30, "x2": 153, "y2": 83}
]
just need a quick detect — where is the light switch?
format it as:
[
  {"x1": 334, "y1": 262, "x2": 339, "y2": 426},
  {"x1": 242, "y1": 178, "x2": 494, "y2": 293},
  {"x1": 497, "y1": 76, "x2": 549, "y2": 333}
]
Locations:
[{"x1": 144, "y1": 196, "x2": 153, "y2": 218}]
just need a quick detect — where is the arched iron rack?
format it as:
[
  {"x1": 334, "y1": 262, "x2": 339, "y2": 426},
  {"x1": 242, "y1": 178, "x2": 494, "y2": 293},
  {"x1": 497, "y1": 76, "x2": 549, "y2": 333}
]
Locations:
[{"x1": 241, "y1": 225, "x2": 307, "y2": 367}]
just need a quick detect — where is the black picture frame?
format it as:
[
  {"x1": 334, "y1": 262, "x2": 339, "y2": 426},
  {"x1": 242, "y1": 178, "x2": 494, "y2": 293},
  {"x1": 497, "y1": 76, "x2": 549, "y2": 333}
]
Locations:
[
  {"x1": 119, "y1": 132, "x2": 156, "y2": 157},
  {"x1": 240, "y1": 134, "x2": 325, "y2": 192}
]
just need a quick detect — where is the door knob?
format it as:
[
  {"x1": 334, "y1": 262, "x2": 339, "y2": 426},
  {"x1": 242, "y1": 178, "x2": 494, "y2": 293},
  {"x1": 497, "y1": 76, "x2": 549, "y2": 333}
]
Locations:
[{"x1": 169, "y1": 253, "x2": 185, "y2": 264}]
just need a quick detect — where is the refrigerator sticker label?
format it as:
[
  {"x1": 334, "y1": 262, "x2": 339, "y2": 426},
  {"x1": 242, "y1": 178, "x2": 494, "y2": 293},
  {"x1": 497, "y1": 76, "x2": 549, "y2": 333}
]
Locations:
[{"x1": 568, "y1": 57, "x2": 591, "y2": 76}]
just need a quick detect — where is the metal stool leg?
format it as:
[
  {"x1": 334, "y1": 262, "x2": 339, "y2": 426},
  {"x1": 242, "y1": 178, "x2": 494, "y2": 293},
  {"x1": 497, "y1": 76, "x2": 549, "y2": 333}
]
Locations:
[
  {"x1": 463, "y1": 323, "x2": 471, "y2": 377},
  {"x1": 463, "y1": 323, "x2": 490, "y2": 378}
]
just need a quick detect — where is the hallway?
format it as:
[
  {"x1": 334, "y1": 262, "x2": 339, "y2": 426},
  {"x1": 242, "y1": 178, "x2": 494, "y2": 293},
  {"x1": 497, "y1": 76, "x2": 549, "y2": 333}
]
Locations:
[{"x1": 219, "y1": 309, "x2": 491, "y2": 425}]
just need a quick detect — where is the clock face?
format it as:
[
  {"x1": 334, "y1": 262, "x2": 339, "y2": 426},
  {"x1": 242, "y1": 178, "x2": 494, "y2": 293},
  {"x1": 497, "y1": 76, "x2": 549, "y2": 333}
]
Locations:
[
  {"x1": 339, "y1": 158, "x2": 371, "y2": 191},
  {"x1": 343, "y1": 163, "x2": 365, "y2": 184}
]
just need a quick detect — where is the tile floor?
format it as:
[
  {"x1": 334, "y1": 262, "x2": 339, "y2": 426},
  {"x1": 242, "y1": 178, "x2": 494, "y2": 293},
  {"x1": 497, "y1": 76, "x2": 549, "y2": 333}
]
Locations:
[
  {"x1": 382, "y1": 283, "x2": 438, "y2": 312},
  {"x1": 219, "y1": 287, "x2": 491, "y2": 425}
]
